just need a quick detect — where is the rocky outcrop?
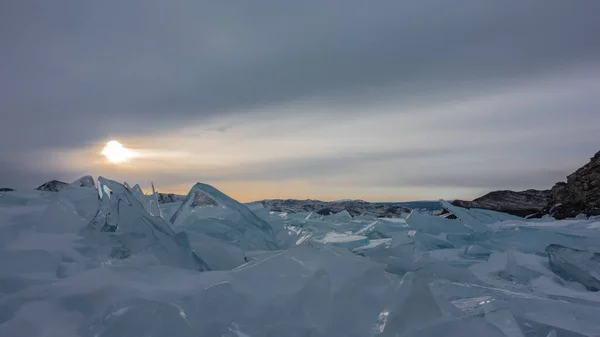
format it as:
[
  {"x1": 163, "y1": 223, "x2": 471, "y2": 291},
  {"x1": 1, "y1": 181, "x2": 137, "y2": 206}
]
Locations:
[
  {"x1": 36, "y1": 180, "x2": 69, "y2": 192},
  {"x1": 451, "y1": 189, "x2": 550, "y2": 218},
  {"x1": 545, "y1": 151, "x2": 600, "y2": 219},
  {"x1": 450, "y1": 150, "x2": 600, "y2": 219}
]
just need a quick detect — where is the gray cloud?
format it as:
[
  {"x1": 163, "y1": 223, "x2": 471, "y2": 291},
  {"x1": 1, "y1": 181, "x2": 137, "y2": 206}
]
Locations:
[
  {"x1": 2, "y1": 0, "x2": 600, "y2": 195},
  {"x1": 0, "y1": 161, "x2": 74, "y2": 189},
  {"x1": 153, "y1": 146, "x2": 467, "y2": 184}
]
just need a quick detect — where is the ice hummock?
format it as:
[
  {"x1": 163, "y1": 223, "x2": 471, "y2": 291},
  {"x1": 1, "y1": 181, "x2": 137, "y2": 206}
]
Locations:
[
  {"x1": 70, "y1": 175, "x2": 95, "y2": 188},
  {"x1": 169, "y1": 182, "x2": 278, "y2": 251},
  {"x1": 546, "y1": 244, "x2": 600, "y2": 291},
  {"x1": 83, "y1": 177, "x2": 210, "y2": 271}
]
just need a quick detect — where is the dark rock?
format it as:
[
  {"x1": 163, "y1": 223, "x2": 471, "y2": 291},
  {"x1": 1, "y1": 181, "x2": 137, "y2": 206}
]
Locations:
[
  {"x1": 380, "y1": 205, "x2": 411, "y2": 218},
  {"x1": 157, "y1": 193, "x2": 186, "y2": 204},
  {"x1": 36, "y1": 180, "x2": 69, "y2": 192},
  {"x1": 438, "y1": 209, "x2": 458, "y2": 219},
  {"x1": 364, "y1": 230, "x2": 390, "y2": 240},
  {"x1": 545, "y1": 151, "x2": 600, "y2": 219},
  {"x1": 257, "y1": 199, "x2": 424, "y2": 218},
  {"x1": 546, "y1": 244, "x2": 600, "y2": 292},
  {"x1": 316, "y1": 208, "x2": 333, "y2": 216},
  {"x1": 451, "y1": 189, "x2": 550, "y2": 218},
  {"x1": 0, "y1": 188, "x2": 14, "y2": 192}
]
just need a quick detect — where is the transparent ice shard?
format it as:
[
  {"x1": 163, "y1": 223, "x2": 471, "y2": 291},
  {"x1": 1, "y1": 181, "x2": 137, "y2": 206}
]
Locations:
[
  {"x1": 355, "y1": 220, "x2": 379, "y2": 235},
  {"x1": 70, "y1": 175, "x2": 95, "y2": 188},
  {"x1": 130, "y1": 184, "x2": 144, "y2": 199},
  {"x1": 279, "y1": 268, "x2": 332, "y2": 334},
  {"x1": 55, "y1": 185, "x2": 100, "y2": 222},
  {"x1": 469, "y1": 249, "x2": 547, "y2": 287},
  {"x1": 323, "y1": 210, "x2": 352, "y2": 222},
  {"x1": 314, "y1": 232, "x2": 370, "y2": 249},
  {"x1": 447, "y1": 225, "x2": 600, "y2": 256},
  {"x1": 439, "y1": 200, "x2": 491, "y2": 233},
  {"x1": 35, "y1": 198, "x2": 89, "y2": 233},
  {"x1": 86, "y1": 298, "x2": 198, "y2": 337},
  {"x1": 126, "y1": 183, "x2": 161, "y2": 217},
  {"x1": 463, "y1": 244, "x2": 492, "y2": 258},
  {"x1": 431, "y1": 279, "x2": 600, "y2": 336},
  {"x1": 183, "y1": 231, "x2": 246, "y2": 270},
  {"x1": 405, "y1": 210, "x2": 472, "y2": 235},
  {"x1": 84, "y1": 177, "x2": 210, "y2": 271},
  {"x1": 546, "y1": 244, "x2": 600, "y2": 291},
  {"x1": 378, "y1": 272, "x2": 451, "y2": 336},
  {"x1": 399, "y1": 316, "x2": 508, "y2": 337},
  {"x1": 484, "y1": 309, "x2": 525, "y2": 337},
  {"x1": 170, "y1": 183, "x2": 278, "y2": 251},
  {"x1": 406, "y1": 230, "x2": 455, "y2": 251}
]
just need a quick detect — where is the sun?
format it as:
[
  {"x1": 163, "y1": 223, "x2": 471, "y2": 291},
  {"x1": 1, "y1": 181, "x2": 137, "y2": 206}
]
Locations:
[{"x1": 102, "y1": 140, "x2": 133, "y2": 164}]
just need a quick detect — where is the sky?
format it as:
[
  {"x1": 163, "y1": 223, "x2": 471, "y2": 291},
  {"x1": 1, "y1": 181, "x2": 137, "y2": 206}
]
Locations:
[{"x1": 2, "y1": 0, "x2": 600, "y2": 202}]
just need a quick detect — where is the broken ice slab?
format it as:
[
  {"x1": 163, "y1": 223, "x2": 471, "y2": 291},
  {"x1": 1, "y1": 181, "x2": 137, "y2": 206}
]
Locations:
[
  {"x1": 405, "y1": 210, "x2": 473, "y2": 235},
  {"x1": 355, "y1": 220, "x2": 380, "y2": 235},
  {"x1": 394, "y1": 315, "x2": 509, "y2": 337},
  {"x1": 484, "y1": 309, "x2": 526, "y2": 337},
  {"x1": 130, "y1": 184, "x2": 144, "y2": 199},
  {"x1": 447, "y1": 226, "x2": 599, "y2": 255},
  {"x1": 463, "y1": 244, "x2": 492, "y2": 258},
  {"x1": 406, "y1": 230, "x2": 455, "y2": 251},
  {"x1": 181, "y1": 231, "x2": 246, "y2": 270},
  {"x1": 230, "y1": 245, "x2": 388, "y2": 304},
  {"x1": 169, "y1": 183, "x2": 278, "y2": 251},
  {"x1": 86, "y1": 298, "x2": 198, "y2": 337},
  {"x1": 469, "y1": 207, "x2": 523, "y2": 223},
  {"x1": 439, "y1": 200, "x2": 493, "y2": 232},
  {"x1": 352, "y1": 238, "x2": 392, "y2": 252},
  {"x1": 84, "y1": 177, "x2": 210, "y2": 271},
  {"x1": 226, "y1": 246, "x2": 392, "y2": 337},
  {"x1": 546, "y1": 244, "x2": 600, "y2": 291},
  {"x1": 125, "y1": 183, "x2": 161, "y2": 217},
  {"x1": 70, "y1": 175, "x2": 95, "y2": 189},
  {"x1": 430, "y1": 279, "x2": 600, "y2": 336},
  {"x1": 55, "y1": 186, "x2": 100, "y2": 222},
  {"x1": 159, "y1": 201, "x2": 182, "y2": 221},
  {"x1": 314, "y1": 232, "x2": 370, "y2": 249},
  {"x1": 323, "y1": 210, "x2": 352, "y2": 222},
  {"x1": 377, "y1": 272, "x2": 470, "y2": 336},
  {"x1": 469, "y1": 249, "x2": 548, "y2": 288}
]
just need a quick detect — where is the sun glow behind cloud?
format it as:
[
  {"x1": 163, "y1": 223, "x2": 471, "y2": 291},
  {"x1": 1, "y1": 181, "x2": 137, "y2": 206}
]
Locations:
[
  {"x1": 50, "y1": 66, "x2": 600, "y2": 202},
  {"x1": 101, "y1": 141, "x2": 135, "y2": 164}
]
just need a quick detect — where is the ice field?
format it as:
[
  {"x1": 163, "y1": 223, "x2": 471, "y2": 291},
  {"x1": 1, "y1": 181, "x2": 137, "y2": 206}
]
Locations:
[{"x1": 1, "y1": 176, "x2": 600, "y2": 336}]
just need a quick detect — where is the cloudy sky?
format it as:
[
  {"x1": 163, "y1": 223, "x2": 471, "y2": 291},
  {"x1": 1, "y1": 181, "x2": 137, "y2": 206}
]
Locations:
[{"x1": 2, "y1": 0, "x2": 600, "y2": 201}]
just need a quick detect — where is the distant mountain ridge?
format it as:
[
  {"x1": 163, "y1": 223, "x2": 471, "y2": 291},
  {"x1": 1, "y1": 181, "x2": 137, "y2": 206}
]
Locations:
[
  {"x1": 451, "y1": 189, "x2": 550, "y2": 218},
  {"x1": 253, "y1": 199, "x2": 442, "y2": 218}
]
